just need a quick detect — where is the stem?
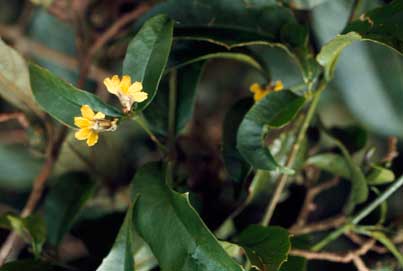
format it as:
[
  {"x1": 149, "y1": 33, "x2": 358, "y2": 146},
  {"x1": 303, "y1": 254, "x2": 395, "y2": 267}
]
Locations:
[
  {"x1": 166, "y1": 70, "x2": 178, "y2": 186},
  {"x1": 347, "y1": 0, "x2": 363, "y2": 23},
  {"x1": 261, "y1": 85, "x2": 325, "y2": 226},
  {"x1": 312, "y1": 174, "x2": 403, "y2": 251},
  {"x1": 133, "y1": 115, "x2": 167, "y2": 154}
]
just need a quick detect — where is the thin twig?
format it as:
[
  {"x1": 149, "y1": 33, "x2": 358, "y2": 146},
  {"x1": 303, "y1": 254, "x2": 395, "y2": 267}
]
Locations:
[
  {"x1": 261, "y1": 84, "x2": 326, "y2": 226},
  {"x1": 382, "y1": 136, "x2": 398, "y2": 164},
  {"x1": 290, "y1": 215, "x2": 346, "y2": 235},
  {"x1": 0, "y1": 112, "x2": 29, "y2": 128},
  {"x1": 293, "y1": 177, "x2": 340, "y2": 228},
  {"x1": 291, "y1": 239, "x2": 375, "y2": 263}
]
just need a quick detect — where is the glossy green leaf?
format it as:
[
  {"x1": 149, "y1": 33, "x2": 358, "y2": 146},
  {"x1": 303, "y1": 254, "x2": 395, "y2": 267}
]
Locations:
[
  {"x1": 141, "y1": 0, "x2": 319, "y2": 83},
  {"x1": 222, "y1": 98, "x2": 254, "y2": 183},
  {"x1": 123, "y1": 15, "x2": 174, "y2": 112},
  {"x1": 30, "y1": 64, "x2": 122, "y2": 127},
  {"x1": 131, "y1": 162, "x2": 243, "y2": 271},
  {"x1": 235, "y1": 225, "x2": 291, "y2": 271},
  {"x1": 279, "y1": 256, "x2": 306, "y2": 271},
  {"x1": 97, "y1": 203, "x2": 136, "y2": 271},
  {"x1": 44, "y1": 172, "x2": 95, "y2": 246},
  {"x1": 367, "y1": 165, "x2": 395, "y2": 186},
  {"x1": 317, "y1": 0, "x2": 403, "y2": 81},
  {"x1": 236, "y1": 90, "x2": 305, "y2": 171},
  {"x1": 305, "y1": 153, "x2": 350, "y2": 179},
  {"x1": 144, "y1": 62, "x2": 204, "y2": 135},
  {"x1": 0, "y1": 214, "x2": 46, "y2": 257},
  {"x1": 0, "y1": 39, "x2": 43, "y2": 116}
]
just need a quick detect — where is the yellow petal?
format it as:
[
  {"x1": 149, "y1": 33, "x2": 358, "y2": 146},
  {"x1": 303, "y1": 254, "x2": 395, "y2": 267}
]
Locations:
[
  {"x1": 254, "y1": 90, "x2": 269, "y2": 102},
  {"x1": 128, "y1": 81, "x2": 143, "y2": 93},
  {"x1": 103, "y1": 75, "x2": 121, "y2": 95},
  {"x1": 250, "y1": 83, "x2": 262, "y2": 94},
  {"x1": 74, "y1": 117, "x2": 91, "y2": 128},
  {"x1": 93, "y1": 112, "x2": 106, "y2": 120},
  {"x1": 120, "y1": 75, "x2": 132, "y2": 94},
  {"x1": 81, "y1": 105, "x2": 95, "y2": 120},
  {"x1": 130, "y1": 91, "x2": 148, "y2": 103},
  {"x1": 273, "y1": 80, "x2": 284, "y2": 91},
  {"x1": 75, "y1": 128, "x2": 92, "y2": 140},
  {"x1": 86, "y1": 131, "x2": 99, "y2": 147}
]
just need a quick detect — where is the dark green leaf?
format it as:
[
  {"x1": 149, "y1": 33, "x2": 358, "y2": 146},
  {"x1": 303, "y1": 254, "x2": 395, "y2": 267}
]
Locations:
[
  {"x1": 44, "y1": 172, "x2": 95, "y2": 246},
  {"x1": 123, "y1": 15, "x2": 174, "y2": 112},
  {"x1": 142, "y1": 0, "x2": 319, "y2": 83},
  {"x1": 222, "y1": 98, "x2": 254, "y2": 183},
  {"x1": 144, "y1": 62, "x2": 204, "y2": 135},
  {"x1": 279, "y1": 256, "x2": 306, "y2": 271},
  {"x1": 317, "y1": 0, "x2": 403, "y2": 81},
  {"x1": 236, "y1": 90, "x2": 305, "y2": 171},
  {"x1": 30, "y1": 64, "x2": 122, "y2": 127},
  {"x1": 329, "y1": 126, "x2": 367, "y2": 153},
  {"x1": 97, "y1": 203, "x2": 136, "y2": 271},
  {"x1": 131, "y1": 162, "x2": 243, "y2": 271},
  {"x1": 235, "y1": 225, "x2": 291, "y2": 271}
]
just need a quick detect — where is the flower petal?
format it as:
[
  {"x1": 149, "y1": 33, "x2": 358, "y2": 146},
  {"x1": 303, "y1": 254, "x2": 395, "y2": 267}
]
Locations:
[
  {"x1": 128, "y1": 81, "x2": 143, "y2": 93},
  {"x1": 130, "y1": 91, "x2": 148, "y2": 103},
  {"x1": 249, "y1": 83, "x2": 262, "y2": 94},
  {"x1": 93, "y1": 112, "x2": 106, "y2": 120},
  {"x1": 273, "y1": 80, "x2": 284, "y2": 92},
  {"x1": 120, "y1": 75, "x2": 132, "y2": 94},
  {"x1": 103, "y1": 75, "x2": 121, "y2": 95},
  {"x1": 74, "y1": 117, "x2": 91, "y2": 128},
  {"x1": 86, "y1": 131, "x2": 99, "y2": 147},
  {"x1": 75, "y1": 128, "x2": 91, "y2": 140},
  {"x1": 81, "y1": 105, "x2": 95, "y2": 120}
]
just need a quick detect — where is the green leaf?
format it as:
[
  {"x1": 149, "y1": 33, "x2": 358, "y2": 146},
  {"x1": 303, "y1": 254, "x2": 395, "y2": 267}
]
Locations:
[
  {"x1": 143, "y1": 62, "x2": 204, "y2": 135},
  {"x1": 367, "y1": 165, "x2": 395, "y2": 185},
  {"x1": 142, "y1": 0, "x2": 319, "y2": 83},
  {"x1": 305, "y1": 153, "x2": 350, "y2": 179},
  {"x1": 123, "y1": 15, "x2": 174, "y2": 112},
  {"x1": 0, "y1": 39, "x2": 43, "y2": 116},
  {"x1": 279, "y1": 256, "x2": 306, "y2": 271},
  {"x1": 131, "y1": 162, "x2": 243, "y2": 271},
  {"x1": 222, "y1": 98, "x2": 254, "y2": 183},
  {"x1": 329, "y1": 126, "x2": 368, "y2": 154},
  {"x1": 235, "y1": 225, "x2": 291, "y2": 271},
  {"x1": 236, "y1": 90, "x2": 305, "y2": 171},
  {"x1": 317, "y1": 0, "x2": 403, "y2": 81},
  {"x1": 0, "y1": 214, "x2": 46, "y2": 257},
  {"x1": 97, "y1": 203, "x2": 136, "y2": 271},
  {"x1": 44, "y1": 172, "x2": 95, "y2": 246},
  {"x1": 29, "y1": 64, "x2": 122, "y2": 127}
]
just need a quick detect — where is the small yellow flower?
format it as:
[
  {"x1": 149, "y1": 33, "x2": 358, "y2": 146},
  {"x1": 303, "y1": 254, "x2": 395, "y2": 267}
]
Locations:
[
  {"x1": 103, "y1": 75, "x2": 148, "y2": 113},
  {"x1": 74, "y1": 105, "x2": 118, "y2": 147},
  {"x1": 249, "y1": 80, "x2": 284, "y2": 102}
]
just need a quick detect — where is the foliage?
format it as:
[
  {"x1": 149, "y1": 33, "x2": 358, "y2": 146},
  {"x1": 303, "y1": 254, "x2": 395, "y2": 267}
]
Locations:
[{"x1": 0, "y1": 1, "x2": 402, "y2": 271}]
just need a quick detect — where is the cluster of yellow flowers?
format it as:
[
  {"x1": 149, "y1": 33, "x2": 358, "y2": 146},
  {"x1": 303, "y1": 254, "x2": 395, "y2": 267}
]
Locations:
[
  {"x1": 249, "y1": 80, "x2": 284, "y2": 102},
  {"x1": 74, "y1": 75, "x2": 148, "y2": 147}
]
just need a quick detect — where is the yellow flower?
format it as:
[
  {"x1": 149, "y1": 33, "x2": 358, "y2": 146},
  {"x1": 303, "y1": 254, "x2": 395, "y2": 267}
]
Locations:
[
  {"x1": 103, "y1": 75, "x2": 148, "y2": 113},
  {"x1": 249, "y1": 80, "x2": 284, "y2": 102},
  {"x1": 74, "y1": 105, "x2": 118, "y2": 147}
]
